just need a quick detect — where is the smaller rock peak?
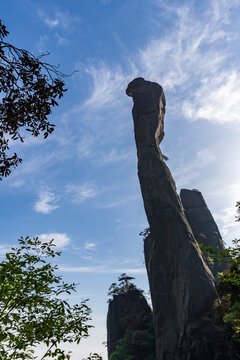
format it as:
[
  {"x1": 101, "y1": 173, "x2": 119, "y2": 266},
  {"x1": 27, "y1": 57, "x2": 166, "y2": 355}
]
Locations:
[{"x1": 180, "y1": 188, "x2": 206, "y2": 209}]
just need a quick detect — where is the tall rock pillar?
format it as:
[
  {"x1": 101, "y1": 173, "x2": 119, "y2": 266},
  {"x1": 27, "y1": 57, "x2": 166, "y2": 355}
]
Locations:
[
  {"x1": 180, "y1": 189, "x2": 226, "y2": 277},
  {"x1": 126, "y1": 78, "x2": 223, "y2": 360}
]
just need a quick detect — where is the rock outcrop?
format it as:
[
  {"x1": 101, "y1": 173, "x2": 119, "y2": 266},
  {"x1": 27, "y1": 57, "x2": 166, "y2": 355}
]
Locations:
[
  {"x1": 107, "y1": 289, "x2": 154, "y2": 359},
  {"x1": 126, "y1": 77, "x2": 230, "y2": 359},
  {"x1": 180, "y1": 188, "x2": 226, "y2": 277}
]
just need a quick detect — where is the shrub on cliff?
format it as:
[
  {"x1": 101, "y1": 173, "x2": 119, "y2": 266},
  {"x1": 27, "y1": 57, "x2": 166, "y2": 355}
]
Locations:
[
  {"x1": 109, "y1": 328, "x2": 156, "y2": 360},
  {"x1": 108, "y1": 273, "x2": 143, "y2": 301},
  {"x1": 201, "y1": 238, "x2": 240, "y2": 357},
  {"x1": 108, "y1": 275, "x2": 156, "y2": 360}
]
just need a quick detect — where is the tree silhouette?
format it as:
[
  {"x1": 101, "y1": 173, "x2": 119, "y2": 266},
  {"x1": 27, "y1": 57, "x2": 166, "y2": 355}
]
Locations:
[
  {"x1": 0, "y1": 20, "x2": 67, "y2": 179},
  {"x1": 108, "y1": 273, "x2": 143, "y2": 300}
]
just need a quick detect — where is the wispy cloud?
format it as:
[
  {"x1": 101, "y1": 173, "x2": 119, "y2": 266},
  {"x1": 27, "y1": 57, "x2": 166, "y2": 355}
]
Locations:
[
  {"x1": 138, "y1": 2, "x2": 229, "y2": 89},
  {"x1": 65, "y1": 183, "x2": 97, "y2": 204},
  {"x1": 34, "y1": 190, "x2": 59, "y2": 214},
  {"x1": 82, "y1": 0, "x2": 240, "y2": 127},
  {"x1": 38, "y1": 233, "x2": 70, "y2": 249},
  {"x1": 38, "y1": 10, "x2": 80, "y2": 30},
  {"x1": 100, "y1": 194, "x2": 139, "y2": 209},
  {"x1": 0, "y1": 245, "x2": 13, "y2": 256},
  {"x1": 169, "y1": 147, "x2": 216, "y2": 190},
  {"x1": 183, "y1": 71, "x2": 240, "y2": 123},
  {"x1": 84, "y1": 242, "x2": 97, "y2": 251},
  {"x1": 214, "y1": 206, "x2": 238, "y2": 237},
  {"x1": 59, "y1": 265, "x2": 146, "y2": 274},
  {"x1": 55, "y1": 33, "x2": 69, "y2": 46},
  {"x1": 36, "y1": 35, "x2": 49, "y2": 52},
  {"x1": 97, "y1": 148, "x2": 135, "y2": 166},
  {"x1": 80, "y1": 255, "x2": 93, "y2": 261},
  {"x1": 83, "y1": 63, "x2": 134, "y2": 110},
  {"x1": 195, "y1": 148, "x2": 216, "y2": 167},
  {"x1": 6, "y1": 149, "x2": 60, "y2": 188},
  {"x1": 211, "y1": 182, "x2": 240, "y2": 240},
  {"x1": 9, "y1": 179, "x2": 25, "y2": 189}
]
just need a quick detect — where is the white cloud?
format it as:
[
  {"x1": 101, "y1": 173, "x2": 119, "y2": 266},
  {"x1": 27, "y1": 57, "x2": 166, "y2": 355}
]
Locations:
[
  {"x1": 100, "y1": 194, "x2": 139, "y2": 209},
  {"x1": 196, "y1": 149, "x2": 216, "y2": 167},
  {"x1": 83, "y1": 63, "x2": 133, "y2": 110},
  {"x1": 9, "y1": 179, "x2": 24, "y2": 188},
  {"x1": 65, "y1": 183, "x2": 97, "y2": 204},
  {"x1": 84, "y1": 242, "x2": 97, "y2": 251},
  {"x1": 34, "y1": 190, "x2": 59, "y2": 214},
  {"x1": 0, "y1": 245, "x2": 13, "y2": 256},
  {"x1": 38, "y1": 233, "x2": 70, "y2": 249},
  {"x1": 122, "y1": 258, "x2": 140, "y2": 264},
  {"x1": 37, "y1": 35, "x2": 49, "y2": 52},
  {"x1": 6, "y1": 150, "x2": 60, "y2": 188},
  {"x1": 45, "y1": 18, "x2": 59, "y2": 28},
  {"x1": 138, "y1": 0, "x2": 234, "y2": 92},
  {"x1": 213, "y1": 205, "x2": 239, "y2": 242},
  {"x1": 59, "y1": 265, "x2": 146, "y2": 274},
  {"x1": 82, "y1": 0, "x2": 240, "y2": 126},
  {"x1": 208, "y1": 0, "x2": 240, "y2": 24},
  {"x1": 81, "y1": 255, "x2": 93, "y2": 261},
  {"x1": 55, "y1": 33, "x2": 69, "y2": 46},
  {"x1": 183, "y1": 71, "x2": 240, "y2": 123},
  {"x1": 38, "y1": 10, "x2": 80, "y2": 30},
  {"x1": 171, "y1": 148, "x2": 216, "y2": 189},
  {"x1": 211, "y1": 182, "x2": 240, "y2": 240},
  {"x1": 97, "y1": 148, "x2": 135, "y2": 166}
]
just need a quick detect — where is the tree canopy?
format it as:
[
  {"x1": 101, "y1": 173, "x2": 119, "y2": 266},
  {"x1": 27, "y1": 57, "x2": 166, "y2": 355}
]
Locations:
[
  {"x1": 108, "y1": 273, "x2": 143, "y2": 301},
  {"x1": 0, "y1": 20, "x2": 67, "y2": 180},
  {"x1": 0, "y1": 236, "x2": 91, "y2": 359}
]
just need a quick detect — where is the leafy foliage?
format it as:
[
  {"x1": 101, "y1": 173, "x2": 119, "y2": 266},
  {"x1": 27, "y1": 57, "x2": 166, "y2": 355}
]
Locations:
[
  {"x1": 82, "y1": 353, "x2": 103, "y2": 360},
  {"x1": 201, "y1": 238, "x2": 240, "y2": 357},
  {"x1": 0, "y1": 236, "x2": 91, "y2": 359},
  {"x1": 139, "y1": 228, "x2": 151, "y2": 241},
  {"x1": 109, "y1": 328, "x2": 156, "y2": 360},
  {"x1": 236, "y1": 202, "x2": 240, "y2": 222},
  {"x1": 0, "y1": 20, "x2": 67, "y2": 179},
  {"x1": 108, "y1": 273, "x2": 143, "y2": 301},
  {"x1": 108, "y1": 275, "x2": 156, "y2": 360}
]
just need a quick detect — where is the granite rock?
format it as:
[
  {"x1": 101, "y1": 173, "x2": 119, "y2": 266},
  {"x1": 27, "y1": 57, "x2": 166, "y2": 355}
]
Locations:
[
  {"x1": 180, "y1": 188, "x2": 226, "y2": 278},
  {"x1": 127, "y1": 78, "x2": 230, "y2": 359},
  {"x1": 107, "y1": 289, "x2": 153, "y2": 358}
]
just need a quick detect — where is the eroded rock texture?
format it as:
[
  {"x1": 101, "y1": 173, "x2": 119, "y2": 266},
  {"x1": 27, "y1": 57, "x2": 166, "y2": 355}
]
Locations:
[
  {"x1": 107, "y1": 289, "x2": 153, "y2": 358},
  {"x1": 180, "y1": 189, "x2": 226, "y2": 278},
  {"x1": 126, "y1": 78, "x2": 230, "y2": 360}
]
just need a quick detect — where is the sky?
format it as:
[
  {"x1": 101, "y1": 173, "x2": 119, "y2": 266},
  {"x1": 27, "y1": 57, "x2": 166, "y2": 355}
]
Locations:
[{"x1": 1, "y1": 0, "x2": 240, "y2": 358}]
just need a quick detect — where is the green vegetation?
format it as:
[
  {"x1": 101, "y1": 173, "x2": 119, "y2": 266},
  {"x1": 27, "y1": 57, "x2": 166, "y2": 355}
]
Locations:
[
  {"x1": 81, "y1": 353, "x2": 102, "y2": 360},
  {"x1": 236, "y1": 202, "x2": 240, "y2": 222},
  {"x1": 109, "y1": 328, "x2": 156, "y2": 360},
  {"x1": 108, "y1": 274, "x2": 156, "y2": 360},
  {"x1": 0, "y1": 20, "x2": 67, "y2": 179},
  {"x1": 0, "y1": 236, "x2": 91, "y2": 359},
  {"x1": 108, "y1": 273, "x2": 143, "y2": 301},
  {"x1": 200, "y1": 238, "x2": 240, "y2": 357},
  {"x1": 139, "y1": 228, "x2": 151, "y2": 241}
]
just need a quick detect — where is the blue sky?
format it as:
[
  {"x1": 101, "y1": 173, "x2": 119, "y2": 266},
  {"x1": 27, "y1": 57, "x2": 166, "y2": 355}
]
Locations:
[{"x1": 1, "y1": 0, "x2": 240, "y2": 358}]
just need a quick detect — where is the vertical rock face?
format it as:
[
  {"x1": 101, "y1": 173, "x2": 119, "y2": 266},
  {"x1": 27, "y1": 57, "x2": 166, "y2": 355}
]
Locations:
[
  {"x1": 180, "y1": 189, "x2": 226, "y2": 277},
  {"x1": 107, "y1": 289, "x2": 153, "y2": 358},
  {"x1": 126, "y1": 78, "x2": 229, "y2": 359}
]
